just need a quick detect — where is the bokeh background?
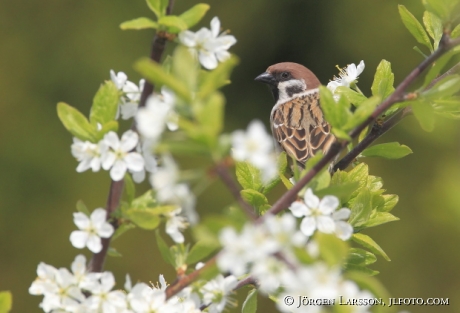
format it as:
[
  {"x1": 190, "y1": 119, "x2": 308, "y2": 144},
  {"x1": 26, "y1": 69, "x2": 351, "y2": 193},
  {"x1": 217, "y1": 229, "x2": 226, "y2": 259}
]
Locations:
[{"x1": 1, "y1": 0, "x2": 460, "y2": 312}]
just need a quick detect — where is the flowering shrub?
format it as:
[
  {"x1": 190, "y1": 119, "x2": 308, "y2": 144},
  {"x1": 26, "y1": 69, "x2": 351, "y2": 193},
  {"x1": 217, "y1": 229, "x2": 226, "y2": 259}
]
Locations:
[{"x1": 4, "y1": 0, "x2": 458, "y2": 312}]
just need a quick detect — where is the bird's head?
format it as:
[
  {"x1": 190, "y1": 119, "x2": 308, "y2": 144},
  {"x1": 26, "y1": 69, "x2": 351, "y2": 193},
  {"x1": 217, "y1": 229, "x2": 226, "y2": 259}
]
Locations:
[{"x1": 255, "y1": 62, "x2": 321, "y2": 104}]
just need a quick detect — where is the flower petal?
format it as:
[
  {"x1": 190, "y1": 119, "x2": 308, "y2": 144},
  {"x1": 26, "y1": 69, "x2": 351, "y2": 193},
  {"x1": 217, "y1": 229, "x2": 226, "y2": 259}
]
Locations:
[
  {"x1": 300, "y1": 217, "x2": 316, "y2": 236},
  {"x1": 125, "y1": 152, "x2": 145, "y2": 172},
  {"x1": 356, "y1": 60, "x2": 365, "y2": 76},
  {"x1": 332, "y1": 208, "x2": 351, "y2": 221},
  {"x1": 120, "y1": 130, "x2": 139, "y2": 152},
  {"x1": 98, "y1": 223, "x2": 114, "y2": 238},
  {"x1": 104, "y1": 131, "x2": 120, "y2": 150},
  {"x1": 319, "y1": 195, "x2": 339, "y2": 214},
  {"x1": 86, "y1": 234, "x2": 103, "y2": 253},
  {"x1": 70, "y1": 231, "x2": 88, "y2": 249},
  {"x1": 316, "y1": 216, "x2": 335, "y2": 233},
  {"x1": 73, "y1": 212, "x2": 90, "y2": 229},
  {"x1": 304, "y1": 188, "x2": 320, "y2": 209},
  {"x1": 199, "y1": 50, "x2": 218, "y2": 70},
  {"x1": 289, "y1": 201, "x2": 308, "y2": 217},
  {"x1": 178, "y1": 30, "x2": 197, "y2": 47},
  {"x1": 210, "y1": 16, "x2": 220, "y2": 38},
  {"x1": 335, "y1": 221, "x2": 353, "y2": 240},
  {"x1": 110, "y1": 160, "x2": 127, "y2": 181}
]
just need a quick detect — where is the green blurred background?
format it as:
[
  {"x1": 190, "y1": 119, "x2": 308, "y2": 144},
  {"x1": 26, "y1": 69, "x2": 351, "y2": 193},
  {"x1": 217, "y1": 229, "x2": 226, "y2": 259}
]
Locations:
[{"x1": 1, "y1": 0, "x2": 460, "y2": 312}]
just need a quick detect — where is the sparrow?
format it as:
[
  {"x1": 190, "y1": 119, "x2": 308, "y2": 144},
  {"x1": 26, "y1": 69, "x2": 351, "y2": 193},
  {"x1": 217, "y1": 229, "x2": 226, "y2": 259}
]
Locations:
[{"x1": 255, "y1": 62, "x2": 336, "y2": 167}]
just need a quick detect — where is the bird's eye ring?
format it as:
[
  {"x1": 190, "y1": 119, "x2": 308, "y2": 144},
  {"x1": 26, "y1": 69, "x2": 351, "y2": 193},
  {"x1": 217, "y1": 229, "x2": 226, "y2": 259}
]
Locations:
[{"x1": 281, "y1": 72, "x2": 290, "y2": 79}]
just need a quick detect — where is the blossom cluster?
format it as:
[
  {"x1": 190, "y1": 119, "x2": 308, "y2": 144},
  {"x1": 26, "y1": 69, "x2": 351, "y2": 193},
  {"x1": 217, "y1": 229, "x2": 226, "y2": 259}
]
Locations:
[
  {"x1": 289, "y1": 188, "x2": 353, "y2": 240},
  {"x1": 29, "y1": 255, "x2": 238, "y2": 313},
  {"x1": 327, "y1": 60, "x2": 365, "y2": 100},
  {"x1": 110, "y1": 70, "x2": 145, "y2": 120},
  {"x1": 217, "y1": 213, "x2": 369, "y2": 313},
  {"x1": 231, "y1": 119, "x2": 278, "y2": 183},
  {"x1": 179, "y1": 17, "x2": 237, "y2": 70}
]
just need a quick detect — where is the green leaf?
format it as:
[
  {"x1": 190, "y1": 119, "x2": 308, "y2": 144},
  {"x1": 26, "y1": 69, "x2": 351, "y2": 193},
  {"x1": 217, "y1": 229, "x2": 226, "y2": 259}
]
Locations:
[
  {"x1": 155, "y1": 230, "x2": 175, "y2": 265},
  {"x1": 432, "y1": 96, "x2": 460, "y2": 119},
  {"x1": 57, "y1": 102, "x2": 97, "y2": 142},
  {"x1": 346, "y1": 163, "x2": 369, "y2": 197},
  {"x1": 135, "y1": 58, "x2": 191, "y2": 102},
  {"x1": 379, "y1": 194, "x2": 399, "y2": 212},
  {"x1": 95, "y1": 121, "x2": 119, "y2": 141},
  {"x1": 242, "y1": 289, "x2": 258, "y2": 313},
  {"x1": 412, "y1": 100, "x2": 435, "y2": 132},
  {"x1": 107, "y1": 247, "x2": 122, "y2": 257},
  {"x1": 179, "y1": 4, "x2": 210, "y2": 28},
  {"x1": 172, "y1": 46, "x2": 197, "y2": 91},
  {"x1": 186, "y1": 241, "x2": 218, "y2": 265},
  {"x1": 112, "y1": 223, "x2": 136, "y2": 241},
  {"x1": 316, "y1": 181, "x2": 360, "y2": 203},
  {"x1": 422, "y1": 0, "x2": 460, "y2": 23},
  {"x1": 331, "y1": 128, "x2": 352, "y2": 141},
  {"x1": 146, "y1": 0, "x2": 166, "y2": 18},
  {"x1": 347, "y1": 248, "x2": 377, "y2": 266},
  {"x1": 361, "y1": 142, "x2": 413, "y2": 159},
  {"x1": 352, "y1": 233, "x2": 390, "y2": 261},
  {"x1": 344, "y1": 96, "x2": 381, "y2": 130},
  {"x1": 349, "y1": 189, "x2": 373, "y2": 227},
  {"x1": 316, "y1": 233, "x2": 349, "y2": 266},
  {"x1": 335, "y1": 86, "x2": 367, "y2": 106},
  {"x1": 124, "y1": 208, "x2": 161, "y2": 230},
  {"x1": 361, "y1": 212, "x2": 399, "y2": 228},
  {"x1": 90, "y1": 81, "x2": 119, "y2": 126},
  {"x1": 236, "y1": 161, "x2": 263, "y2": 191},
  {"x1": 76, "y1": 200, "x2": 90, "y2": 215},
  {"x1": 345, "y1": 271, "x2": 390, "y2": 302},
  {"x1": 371, "y1": 60, "x2": 395, "y2": 99},
  {"x1": 344, "y1": 263, "x2": 379, "y2": 276},
  {"x1": 198, "y1": 56, "x2": 239, "y2": 99},
  {"x1": 0, "y1": 291, "x2": 12, "y2": 313},
  {"x1": 158, "y1": 15, "x2": 188, "y2": 33},
  {"x1": 195, "y1": 92, "x2": 225, "y2": 146},
  {"x1": 423, "y1": 11, "x2": 443, "y2": 50},
  {"x1": 422, "y1": 75, "x2": 460, "y2": 99},
  {"x1": 120, "y1": 17, "x2": 158, "y2": 30},
  {"x1": 241, "y1": 189, "x2": 268, "y2": 211},
  {"x1": 451, "y1": 24, "x2": 460, "y2": 38},
  {"x1": 319, "y1": 86, "x2": 351, "y2": 129},
  {"x1": 423, "y1": 46, "x2": 460, "y2": 87},
  {"x1": 124, "y1": 174, "x2": 136, "y2": 205},
  {"x1": 398, "y1": 5, "x2": 433, "y2": 51}
]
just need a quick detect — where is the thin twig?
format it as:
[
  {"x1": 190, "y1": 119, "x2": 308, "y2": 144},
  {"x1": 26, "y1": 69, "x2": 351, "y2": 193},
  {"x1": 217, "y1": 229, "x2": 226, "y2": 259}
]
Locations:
[
  {"x1": 215, "y1": 163, "x2": 257, "y2": 220},
  {"x1": 333, "y1": 107, "x2": 412, "y2": 171},
  {"x1": 88, "y1": 1, "x2": 175, "y2": 273}
]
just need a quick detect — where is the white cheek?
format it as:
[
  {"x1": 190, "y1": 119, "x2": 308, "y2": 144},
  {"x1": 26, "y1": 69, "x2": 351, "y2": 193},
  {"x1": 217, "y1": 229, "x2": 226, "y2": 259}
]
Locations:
[{"x1": 277, "y1": 79, "x2": 307, "y2": 104}]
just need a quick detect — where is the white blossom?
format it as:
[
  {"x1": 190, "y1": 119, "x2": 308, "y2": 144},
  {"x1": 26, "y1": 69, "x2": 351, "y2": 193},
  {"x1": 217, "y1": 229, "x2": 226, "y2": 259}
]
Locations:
[
  {"x1": 179, "y1": 17, "x2": 236, "y2": 70},
  {"x1": 84, "y1": 272, "x2": 127, "y2": 313},
  {"x1": 119, "y1": 79, "x2": 145, "y2": 120},
  {"x1": 136, "y1": 87, "x2": 177, "y2": 140},
  {"x1": 71, "y1": 138, "x2": 108, "y2": 173},
  {"x1": 130, "y1": 139, "x2": 158, "y2": 183},
  {"x1": 110, "y1": 70, "x2": 128, "y2": 90},
  {"x1": 202, "y1": 275, "x2": 237, "y2": 313},
  {"x1": 150, "y1": 155, "x2": 198, "y2": 224},
  {"x1": 165, "y1": 208, "x2": 188, "y2": 243},
  {"x1": 69, "y1": 208, "x2": 114, "y2": 253},
  {"x1": 289, "y1": 188, "x2": 353, "y2": 240},
  {"x1": 231, "y1": 119, "x2": 277, "y2": 183},
  {"x1": 327, "y1": 60, "x2": 365, "y2": 94},
  {"x1": 101, "y1": 130, "x2": 145, "y2": 181}
]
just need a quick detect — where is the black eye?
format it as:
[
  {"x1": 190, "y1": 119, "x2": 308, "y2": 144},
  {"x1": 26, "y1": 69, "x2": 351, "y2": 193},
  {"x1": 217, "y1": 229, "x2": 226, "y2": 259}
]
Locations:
[{"x1": 281, "y1": 72, "x2": 290, "y2": 79}]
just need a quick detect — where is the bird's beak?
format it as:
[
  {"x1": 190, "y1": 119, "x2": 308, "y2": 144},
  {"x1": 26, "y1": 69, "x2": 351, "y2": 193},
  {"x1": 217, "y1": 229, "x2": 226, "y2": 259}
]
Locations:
[{"x1": 255, "y1": 72, "x2": 277, "y2": 86}]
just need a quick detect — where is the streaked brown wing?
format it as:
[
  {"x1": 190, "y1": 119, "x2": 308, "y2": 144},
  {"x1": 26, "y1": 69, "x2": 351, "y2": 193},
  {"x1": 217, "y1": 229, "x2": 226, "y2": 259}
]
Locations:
[{"x1": 271, "y1": 93, "x2": 335, "y2": 164}]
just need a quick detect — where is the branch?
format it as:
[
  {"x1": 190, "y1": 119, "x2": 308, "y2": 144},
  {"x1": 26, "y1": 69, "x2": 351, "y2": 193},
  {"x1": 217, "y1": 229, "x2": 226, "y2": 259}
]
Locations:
[
  {"x1": 333, "y1": 107, "x2": 412, "y2": 171},
  {"x1": 88, "y1": 1, "x2": 175, "y2": 273},
  {"x1": 214, "y1": 162, "x2": 257, "y2": 220}
]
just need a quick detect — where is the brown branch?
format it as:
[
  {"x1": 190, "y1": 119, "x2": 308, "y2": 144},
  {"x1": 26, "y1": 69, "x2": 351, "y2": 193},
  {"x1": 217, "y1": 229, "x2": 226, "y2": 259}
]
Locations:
[
  {"x1": 333, "y1": 107, "x2": 412, "y2": 171},
  {"x1": 215, "y1": 163, "x2": 257, "y2": 220},
  {"x1": 88, "y1": 1, "x2": 175, "y2": 273}
]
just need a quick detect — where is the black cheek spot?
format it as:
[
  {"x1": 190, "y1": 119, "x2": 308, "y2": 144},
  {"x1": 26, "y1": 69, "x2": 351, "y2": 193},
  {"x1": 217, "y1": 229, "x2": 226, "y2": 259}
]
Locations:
[{"x1": 286, "y1": 85, "x2": 304, "y2": 97}]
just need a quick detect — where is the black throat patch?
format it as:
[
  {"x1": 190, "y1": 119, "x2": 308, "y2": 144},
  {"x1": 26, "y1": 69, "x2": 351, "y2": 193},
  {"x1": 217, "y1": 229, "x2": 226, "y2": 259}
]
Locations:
[{"x1": 270, "y1": 85, "x2": 279, "y2": 102}]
